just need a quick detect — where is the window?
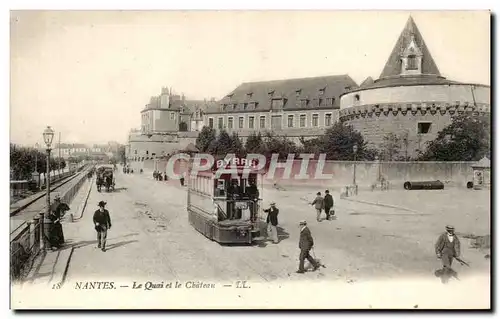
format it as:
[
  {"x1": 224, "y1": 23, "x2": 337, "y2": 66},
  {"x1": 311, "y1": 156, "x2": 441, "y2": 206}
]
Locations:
[
  {"x1": 260, "y1": 116, "x2": 266, "y2": 129},
  {"x1": 208, "y1": 117, "x2": 214, "y2": 128},
  {"x1": 239, "y1": 117, "x2": 244, "y2": 129},
  {"x1": 327, "y1": 97, "x2": 335, "y2": 105},
  {"x1": 247, "y1": 92, "x2": 253, "y2": 98},
  {"x1": 325, "y1": 113, "x2": 332, "y2": 126},
  {"x1": 218, "y1": 117, "x2": 224, "y2": 129},
  {"x1": 170, "y1": 112, "x2": 175, "y2": 120},
  {"x1": 312, "y1": 114, "x2": 319, "y2": 127},
  {"x1": 319, "y1": 88, "x2": 325, "y2": 95},
  {"x1": 268, "y1": 90, "x2": 274, "y2": 98},
  {"x1": 287, "y1": 115, "x2": 294, "y2": 128},
  {"x1": 407, "y1": 55, "x2": 417, "y2": 70},
  {"x1": 295, "y1": 89, "x2": 301, "y2": 97},
  {"x1": 243, "y1": 103, "x2": 248, "y2": 110},
  {"x1": 300, "y1": 99, "x2": 309, "y2": 108},
  {"x1": 249, "y1": 116, "x2": 255, "y2": 129},
  {"x1": 228, "y1": 117, "x2": 234, "y2": 129},
  {"x1": 319, "y1": 98, "x2": 323, "y2": 106},
  {"x1": 417, "y1": 122, "x2": 432, "y2": 134},
  {"x1": 300, "y1": 114, "x2": 306, "y2": 127},
  {"x1": 254, "y1": 102, "x2": 259, "y2": 108}
]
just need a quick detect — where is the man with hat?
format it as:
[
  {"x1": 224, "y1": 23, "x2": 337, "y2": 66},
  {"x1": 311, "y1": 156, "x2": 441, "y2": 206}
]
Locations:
[
  {"x1": 297, "y1": 220, "x2": 319, "y2": 273},
  {"x1": 323, "y1": 190, "x2": 334, "y2": 221},
  {"x1": 93, "y1": 201, "x2": 112, "y2": 252},
  {"x1": 435, "y1": 225, "x2": 461, "y2": 282},
  {"x1": 263, "y1": 202, "x2": 279, "y2": 244}
]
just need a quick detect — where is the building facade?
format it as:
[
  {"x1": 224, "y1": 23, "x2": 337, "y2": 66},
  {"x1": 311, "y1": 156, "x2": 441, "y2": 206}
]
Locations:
[
  {"x1": 203, "y1": 75, "x2": 358, "y2": 143},
  {"x1": 339, "y1": 16, "x2": 490, "y2": 157},
  {"x1": 128, "y1": 88, "x2": 214, "y2": 161}
]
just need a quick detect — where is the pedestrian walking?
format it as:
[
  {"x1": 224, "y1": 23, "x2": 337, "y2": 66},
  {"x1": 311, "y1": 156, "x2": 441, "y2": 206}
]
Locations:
[
  {"x1": 323, "y1": 190, "x2": 335, "y2": 220},
  {"x1": 435, "y1": 225, "x2": 461, "y2": 283},
  {"x1": 164, "y1": 172, "x2": 168, "y2": 181},
  {"x1": 311, "y1": 192, "x2": 324, "y2": 222},
  {"x1": 263, "y1": 202, "x2": 279, "y2": 244},
  {"x1": 93, "y1": 201, "x2": 112, "y2": 252},
  {"x1": 48, "y1": 194, "x2": 70, "y2": 250},
  {"x1": 180, "y1": 172, "x2": 185, "y2": 186},
  {"x1": 297, "y1": 220, "x2": 319, "y2": 273}
]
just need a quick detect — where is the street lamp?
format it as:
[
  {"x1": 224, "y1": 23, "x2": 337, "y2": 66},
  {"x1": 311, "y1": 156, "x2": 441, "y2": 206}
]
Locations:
[
  {"x1": 353, "y1": 144, "x2": 358, "y2": 195},
  {"x1": 42, "y1": 126, "x2": 55, "y2": 249}
]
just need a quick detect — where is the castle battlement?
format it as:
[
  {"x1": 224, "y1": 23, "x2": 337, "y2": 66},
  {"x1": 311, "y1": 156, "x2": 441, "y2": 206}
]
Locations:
[{"x1": 339, "y1": 102, "x2": 490, "y2": 121}]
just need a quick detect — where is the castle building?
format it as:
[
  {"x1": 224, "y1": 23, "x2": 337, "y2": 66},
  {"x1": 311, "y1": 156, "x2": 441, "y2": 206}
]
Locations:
[
  {"x1": 128, "y1": 87, "x2": 215, "y2": 161},
  {"x1": 339, "y1": 16, "x2": 490, "y2": 157},
  {"x1": 203, "y1": 75, "x2": 358, "y2": 143}
]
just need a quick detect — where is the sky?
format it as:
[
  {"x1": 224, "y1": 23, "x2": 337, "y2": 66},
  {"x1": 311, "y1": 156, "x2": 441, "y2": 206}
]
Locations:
[{"x1": 10, "y1": 10, "x2": 490, "y2": 146}]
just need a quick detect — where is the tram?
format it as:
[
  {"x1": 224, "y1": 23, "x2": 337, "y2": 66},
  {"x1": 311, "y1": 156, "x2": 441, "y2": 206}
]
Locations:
[{"x1": 187, "y1": 157, "x2": 264, "y2": 244}]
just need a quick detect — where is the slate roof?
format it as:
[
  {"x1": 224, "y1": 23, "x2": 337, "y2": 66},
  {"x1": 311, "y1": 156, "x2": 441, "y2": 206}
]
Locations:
[
  {"x1": 379, "y1": 16, "x2": 441, "y2": 79},
  {"x1": 206, "y1": 74, "x2": 358, "y2": 114}
]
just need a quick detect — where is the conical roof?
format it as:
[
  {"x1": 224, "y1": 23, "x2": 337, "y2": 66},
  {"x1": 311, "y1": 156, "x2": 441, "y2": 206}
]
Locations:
[
  {"x1": 360, "y1": 76, "x2": 374, "y2": 87},
  {"x1": 379, "y1": 16, "x2": 441, "y2": 79}
]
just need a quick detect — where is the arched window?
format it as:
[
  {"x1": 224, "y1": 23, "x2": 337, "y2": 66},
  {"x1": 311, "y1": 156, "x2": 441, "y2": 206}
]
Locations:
[{"x1": 406, "y1": 55, "x2": 417, "y2": 70}]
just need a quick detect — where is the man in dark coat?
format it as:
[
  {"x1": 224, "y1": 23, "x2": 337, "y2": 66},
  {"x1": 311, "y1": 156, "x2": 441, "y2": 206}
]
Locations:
[
  {"x1": 435, "y1": 225, "x2": 461, "y2": 283},
  {"x1": 323, "y1": 190, "x2": 334, "y2": 220},
  {"x1": 263, "y1": 202, "x2": 279, "y2": 244},
  {"x1": 297, "y1": 220, "x2": 319, "y2": 273},
  {"x1": 93, "y1": 201, "x2": 112, "y2": 252}
]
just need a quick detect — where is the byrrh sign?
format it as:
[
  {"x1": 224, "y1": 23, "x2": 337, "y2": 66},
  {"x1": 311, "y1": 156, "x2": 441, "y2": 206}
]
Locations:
[{"x1": 214, "y1": 157, "x2": 260, "y2": 169}]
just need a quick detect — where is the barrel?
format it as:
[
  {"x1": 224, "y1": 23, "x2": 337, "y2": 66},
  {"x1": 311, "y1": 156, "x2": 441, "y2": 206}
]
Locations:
[{"x1": 403, "y1": 180, "x2": 444, "y2": 190}]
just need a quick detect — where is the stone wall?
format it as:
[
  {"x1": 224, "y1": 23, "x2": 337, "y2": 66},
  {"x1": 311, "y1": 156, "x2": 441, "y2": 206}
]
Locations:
[
  {"x1": 132, "y1": 158, "x2": 476, "y2": 190},
  {"x1": 339, "y1": 101, "x2": 490, "y2": 158}
]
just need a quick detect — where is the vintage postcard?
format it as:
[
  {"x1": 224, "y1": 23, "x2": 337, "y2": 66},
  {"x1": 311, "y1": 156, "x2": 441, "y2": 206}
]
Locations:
[{"x1": 9, "y1": 10, "x2": 491, "y2": 309}]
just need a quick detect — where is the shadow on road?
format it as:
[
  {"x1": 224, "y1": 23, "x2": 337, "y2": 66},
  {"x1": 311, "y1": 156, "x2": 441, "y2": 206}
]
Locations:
[
  {"x1": 105, "y1": 239, "x2": 138, "y2": 251},
  {"x1": 112, "y1": 187, "x2": 128, "y2": 192}
]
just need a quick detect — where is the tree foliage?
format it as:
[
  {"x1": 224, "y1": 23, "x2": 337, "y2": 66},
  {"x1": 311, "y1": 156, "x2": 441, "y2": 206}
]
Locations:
[
  {"x1": 10, "y1": 144, "x2": 66, "y2": 180},
  {"x1": 195, "y1": 126, "x2": 217, "y2": 152},
  {"x1": 417, "y1": 114, "x2": 490, "y2": 161},
  {"x1": 296, "y1": 123, "x2": 377, "y2": 160}
]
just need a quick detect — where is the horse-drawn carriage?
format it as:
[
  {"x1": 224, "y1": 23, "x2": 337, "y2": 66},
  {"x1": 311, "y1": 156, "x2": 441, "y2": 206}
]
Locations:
[{"x1": 96, "y1": 165, "x2": 115, "y2": 192}]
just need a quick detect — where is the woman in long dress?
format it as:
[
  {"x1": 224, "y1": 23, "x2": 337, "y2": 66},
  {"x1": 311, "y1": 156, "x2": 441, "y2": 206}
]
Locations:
[{"x1": 48, "y1": 196, "x2": 70, "y2": 249}]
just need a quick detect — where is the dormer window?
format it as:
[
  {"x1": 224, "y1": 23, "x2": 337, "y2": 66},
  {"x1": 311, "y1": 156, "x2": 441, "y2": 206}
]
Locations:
[
  {"x1": 401, "y1": 34, "x2": 423, "y2": 75},
  {"x1": 221, "y1": 104, "x2": 227, "y2": 111},
  {"x1": 406, "y1": 55, "x2": 417, "y2": 70},
  {"x1": 295, "y1": 89, "x2": 301, "y2": 97},
  {"x1": 247, "y1": 92, "x2": 253, "y2": 98},
  {"x1": 243, "y1": 103, "x2": 248, "y2": 110},
  {"x1": 227, "y1": 93, "x2": 234, "y2": 99},
  {"x1": 319, "y1": 87, "x2": 326, "y2": 95},
  {"x1": 268, "y1": 90, "x2": 275, "y2": 98}
]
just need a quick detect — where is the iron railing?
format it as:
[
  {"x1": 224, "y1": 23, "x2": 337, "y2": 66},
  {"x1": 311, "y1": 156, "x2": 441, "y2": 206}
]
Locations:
[{"x1": 10, "y1": 164, "x2": 94, "y2": 282}]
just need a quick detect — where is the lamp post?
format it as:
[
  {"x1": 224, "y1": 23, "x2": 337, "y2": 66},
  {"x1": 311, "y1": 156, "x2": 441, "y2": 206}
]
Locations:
[
  {"x1": 42, "y1": 126, "x2": 55, "y2": 250},
  {"x1": 353, "y1": 144, "x2": 358, "y2": 195}
]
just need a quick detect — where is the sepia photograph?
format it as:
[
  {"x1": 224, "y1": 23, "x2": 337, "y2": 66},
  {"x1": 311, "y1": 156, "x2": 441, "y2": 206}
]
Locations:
[{"x1": 9, "y1": 9, "x2": 491, "y2": 310}]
